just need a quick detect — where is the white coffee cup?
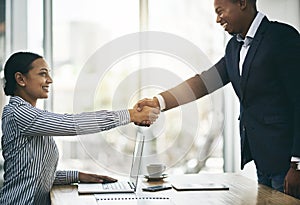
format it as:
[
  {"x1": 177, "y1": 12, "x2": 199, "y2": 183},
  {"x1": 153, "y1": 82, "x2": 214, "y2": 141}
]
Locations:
[{"x1": 146, "y1": 163, "x2": 166, "y2": 178}]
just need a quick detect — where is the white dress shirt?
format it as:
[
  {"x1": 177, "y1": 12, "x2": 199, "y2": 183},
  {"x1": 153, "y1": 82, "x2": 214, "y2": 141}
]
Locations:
[{"x1": 236, "y1": 12, "x2": 265, "y2": 75}]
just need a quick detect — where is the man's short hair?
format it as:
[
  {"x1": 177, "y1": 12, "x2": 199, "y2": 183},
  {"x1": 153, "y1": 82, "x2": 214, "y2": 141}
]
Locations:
[{"x1": 231, "y1": 0, "x2": 257, "y2": 4}]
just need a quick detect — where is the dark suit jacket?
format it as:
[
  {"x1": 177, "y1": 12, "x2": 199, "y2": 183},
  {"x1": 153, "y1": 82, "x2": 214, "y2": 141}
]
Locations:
[{"x1": 160, "y1": 17, "x2": 300, "y2": 174}]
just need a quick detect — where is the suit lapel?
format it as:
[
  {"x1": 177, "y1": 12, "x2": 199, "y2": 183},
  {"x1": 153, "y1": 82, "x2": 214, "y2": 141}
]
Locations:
[
  {"x1": 226, "y1": 38, "x2": 243, "y2": 99},
  {"x1": 240, "y1": 17, "x2": 270, "y2": 99},
  {"x1": 234, "y1": 41, "x2": 243, "y2": 98}
]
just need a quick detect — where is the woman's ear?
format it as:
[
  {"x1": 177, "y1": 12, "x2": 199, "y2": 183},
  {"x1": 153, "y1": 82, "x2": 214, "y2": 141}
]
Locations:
[{"x1": 15, "y1": 72, "x2": 26, "y2": 87}]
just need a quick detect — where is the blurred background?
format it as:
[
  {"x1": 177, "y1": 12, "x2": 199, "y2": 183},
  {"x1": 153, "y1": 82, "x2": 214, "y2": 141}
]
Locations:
[{"x1": 0, "y1": 0, "x2": 299, "y2": 187}]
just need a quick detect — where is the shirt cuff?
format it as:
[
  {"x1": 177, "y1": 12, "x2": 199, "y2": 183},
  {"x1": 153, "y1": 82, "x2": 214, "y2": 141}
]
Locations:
[
  {"x1": 116, "y1": 109, "x2": 131, "y2": 125},
  {"x1": 291, "y1": 156, "x2": 300, "y2": 162},
  {"x1": 155, "y1": 94, "x2": 166, "y2": 110},
  {"x1": 54, "y1": 170, "x2": 79, "y2": 185},
  {"x1": 66, "y1": 170, "x2": 79, "y2": 183}
]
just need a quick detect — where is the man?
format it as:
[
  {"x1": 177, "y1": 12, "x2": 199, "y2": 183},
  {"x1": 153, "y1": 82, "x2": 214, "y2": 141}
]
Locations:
[{"x1": 136, "y1": 0, "x2": 300, "y2": 199}]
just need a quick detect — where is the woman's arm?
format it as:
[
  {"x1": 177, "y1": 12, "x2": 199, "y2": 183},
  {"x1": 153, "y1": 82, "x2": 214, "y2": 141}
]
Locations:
[
  {"x1": 12, "y1": 99, "x2": 158, "y2": 136},
  {"x1": 53, "y1": 170, "x2": 117, "y2": 185}
]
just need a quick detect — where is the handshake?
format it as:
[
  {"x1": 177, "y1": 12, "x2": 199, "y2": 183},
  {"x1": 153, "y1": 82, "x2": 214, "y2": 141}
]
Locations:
[{"x1": 129, "y1": 97, "x2": 160, "y2": 126}]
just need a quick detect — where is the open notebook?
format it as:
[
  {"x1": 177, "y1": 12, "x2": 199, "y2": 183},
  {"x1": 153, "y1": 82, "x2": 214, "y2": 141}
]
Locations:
[{"x1": 78, "y1": 132, "x2": 145, "y2": 194}]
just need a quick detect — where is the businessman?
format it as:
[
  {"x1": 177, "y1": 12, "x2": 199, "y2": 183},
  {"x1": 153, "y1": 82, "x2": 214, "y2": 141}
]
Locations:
[{"x1": 136, "y1": 0, "x2": 300, "y2": 199}]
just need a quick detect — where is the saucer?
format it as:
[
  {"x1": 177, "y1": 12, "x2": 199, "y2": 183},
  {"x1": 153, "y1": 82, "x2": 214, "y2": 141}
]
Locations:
[{"x1": 144, "y1": 174, "x2": 168, "y2": 181}]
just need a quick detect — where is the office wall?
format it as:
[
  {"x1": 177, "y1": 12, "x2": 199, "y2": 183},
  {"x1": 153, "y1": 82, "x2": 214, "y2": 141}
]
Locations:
[{"x1": 258, "y1": 0, "x2": 299, "y2": 30}]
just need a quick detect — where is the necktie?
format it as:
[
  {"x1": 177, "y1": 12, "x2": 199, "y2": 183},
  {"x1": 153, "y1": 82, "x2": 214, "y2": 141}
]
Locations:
[{"x1": 243, "y1": 37, "x2": 253, "y2": 47}]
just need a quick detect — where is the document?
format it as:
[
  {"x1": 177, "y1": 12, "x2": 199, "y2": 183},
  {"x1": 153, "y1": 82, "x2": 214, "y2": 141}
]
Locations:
[
  {"x1": 95, "y1": 193, "x2": 174, "y2": 205},
  {"x1": 171, "y1": 182, "x2": 229, "y2": 191}
]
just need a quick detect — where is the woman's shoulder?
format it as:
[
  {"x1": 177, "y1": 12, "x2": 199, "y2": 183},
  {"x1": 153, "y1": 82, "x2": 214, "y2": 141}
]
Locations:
[{"x1": 2, "y1": 96, "x2": 39, "y2": 118}]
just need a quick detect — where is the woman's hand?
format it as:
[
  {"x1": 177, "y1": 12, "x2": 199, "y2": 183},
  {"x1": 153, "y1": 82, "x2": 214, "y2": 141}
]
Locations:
[
  {"x1": 132, "y1": 97, "x2": 160, "y2": 126},
  {"x1": 79, "y1": 172, "x2": 117, "y2": 183},
  {"x1": 129, "y1": 106, "x2": 160, "y2": 125}
]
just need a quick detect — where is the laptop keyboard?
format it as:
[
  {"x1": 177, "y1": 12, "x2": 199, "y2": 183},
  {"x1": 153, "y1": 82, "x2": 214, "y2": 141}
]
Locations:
[{"x1": 102, "y1": 181, "x2": 134, "y2": 190}]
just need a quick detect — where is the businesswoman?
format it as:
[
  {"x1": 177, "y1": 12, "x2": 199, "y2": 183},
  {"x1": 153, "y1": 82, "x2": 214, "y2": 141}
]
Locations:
[{"x1": 0, "y1": 51, "x2": 159, "y2": 205}]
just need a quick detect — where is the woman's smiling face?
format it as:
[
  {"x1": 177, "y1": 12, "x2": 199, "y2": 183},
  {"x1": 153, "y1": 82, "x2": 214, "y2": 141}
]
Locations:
[{"x1": 18, "y1": 58, "x2": 53, "y2": 105}]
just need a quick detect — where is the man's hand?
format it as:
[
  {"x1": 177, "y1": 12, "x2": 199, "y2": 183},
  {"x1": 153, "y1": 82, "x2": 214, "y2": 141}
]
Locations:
[
  {"x1": 133, "y1": 97, "x2": 160, "y2": 126},
  {"x1": 135, "y1": 97, "x2": 160, "y2": 112},
  {"x1": 129, "y1": 106, "x2": 160, "y2": 125},
  {"x1": 79, "y1": 172, "x2": 117, "y2": 183},
  {"x1": 284, "y1": 162, "x2": 300, "y2": 199}
]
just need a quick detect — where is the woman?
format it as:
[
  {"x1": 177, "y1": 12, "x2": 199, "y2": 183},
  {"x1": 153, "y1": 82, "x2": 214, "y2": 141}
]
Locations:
[{"x1": 0, "y1": 52, "x2": 159, "y2": 205}]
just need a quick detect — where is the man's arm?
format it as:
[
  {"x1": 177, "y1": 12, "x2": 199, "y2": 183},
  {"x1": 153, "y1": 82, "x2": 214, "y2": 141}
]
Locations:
[
  {"x1": 277, "y1": 23, "x2": 300, "y2": 199},
  {"x1": 137, "y1": 58, "x2": 228, "y2": 112}
]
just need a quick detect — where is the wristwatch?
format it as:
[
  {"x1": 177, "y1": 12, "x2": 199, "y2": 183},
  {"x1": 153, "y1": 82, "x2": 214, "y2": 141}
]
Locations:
[{"x1": 291, "y1": 162, "x2": 300, "y2": 171}]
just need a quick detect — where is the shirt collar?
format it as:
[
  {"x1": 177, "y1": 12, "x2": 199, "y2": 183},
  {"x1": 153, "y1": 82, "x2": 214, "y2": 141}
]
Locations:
[
  {"x1": 9, "y1": 96, "x2": 29, "y2": 105},
  {"x1": 237, "y1": 11, "x2": 265, "y2": 42}
]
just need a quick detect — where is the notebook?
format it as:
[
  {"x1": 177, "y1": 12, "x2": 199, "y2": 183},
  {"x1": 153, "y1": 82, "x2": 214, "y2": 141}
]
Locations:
[
  {"x1": 78, "y1": 132, "x2": 145, "y2": 194},
  {"x1": 96, "y1": 194, "x2": 173, "y2": 205}
]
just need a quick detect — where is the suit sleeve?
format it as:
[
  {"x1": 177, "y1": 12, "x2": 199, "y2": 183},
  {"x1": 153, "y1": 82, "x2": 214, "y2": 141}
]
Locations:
[
  {"x1": 277, "y1": 27, "x2": 300, "y2": 157},
  {"x1": 160, "y1": 57, "x2": 229, "y2": 111}
]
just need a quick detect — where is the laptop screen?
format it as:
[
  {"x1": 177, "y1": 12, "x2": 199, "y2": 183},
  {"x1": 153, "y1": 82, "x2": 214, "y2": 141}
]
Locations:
[{"x1": 129, "y1": 131, "x2": 145, "y2": 191}]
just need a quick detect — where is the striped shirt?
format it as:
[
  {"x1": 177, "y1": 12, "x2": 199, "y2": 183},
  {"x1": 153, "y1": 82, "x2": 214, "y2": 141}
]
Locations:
[{"x1": 0, "y1": 96, "x2": 130, "y2": 205}]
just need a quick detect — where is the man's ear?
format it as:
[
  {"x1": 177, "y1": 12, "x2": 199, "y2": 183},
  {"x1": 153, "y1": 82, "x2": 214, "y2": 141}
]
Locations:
[
  {"x1": 239, "y1": 0, "x2": 247, "y2": 10},
  {"x1": 15, "y1": 72, "x2": 26, "y2": 87}
]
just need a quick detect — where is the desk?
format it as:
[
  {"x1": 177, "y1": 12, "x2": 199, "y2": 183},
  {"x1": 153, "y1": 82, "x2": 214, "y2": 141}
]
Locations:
[{"x1": 51, "y1": 173, "x2": 300, "y2": 205}]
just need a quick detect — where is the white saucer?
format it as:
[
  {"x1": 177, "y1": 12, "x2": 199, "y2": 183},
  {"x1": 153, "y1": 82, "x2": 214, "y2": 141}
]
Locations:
[{"x1": 144, "y1": 173, "x2": 168, "y2": 181}]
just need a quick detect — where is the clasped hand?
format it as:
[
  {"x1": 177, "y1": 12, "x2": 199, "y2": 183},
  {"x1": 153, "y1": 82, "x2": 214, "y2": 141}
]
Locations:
[
  {"x1": 129, "y1": 98, "x2": 160, "y2": 125},
  {"x1": 133, "y1": 97, "x2": 160, "y2": 126}
]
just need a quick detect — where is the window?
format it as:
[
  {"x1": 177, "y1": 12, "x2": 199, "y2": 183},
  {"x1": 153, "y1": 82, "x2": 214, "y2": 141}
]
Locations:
[
  {"x1": 52, "y1": 0, "x2": 141, "y2": 176},
  {"x1": 0, "y1": 0, "x2": 5, "y2": 187},
  {"x1": 52, "y1": 0, "x2": 225, "y2": 177},
  {"x1": 146, "y1": 0, "x2": 225, "y2": 174}
]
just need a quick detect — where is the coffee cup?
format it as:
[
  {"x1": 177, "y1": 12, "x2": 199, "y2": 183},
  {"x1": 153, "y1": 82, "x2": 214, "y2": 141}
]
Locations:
[{"x1": 146, "y1": 163, "x2": 166, "y2": 178}]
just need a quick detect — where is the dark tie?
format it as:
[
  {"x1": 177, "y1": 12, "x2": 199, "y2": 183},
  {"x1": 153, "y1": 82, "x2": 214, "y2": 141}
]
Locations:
[{"x1": 243, "y1": 37, "x2": 253, "y2": 47}]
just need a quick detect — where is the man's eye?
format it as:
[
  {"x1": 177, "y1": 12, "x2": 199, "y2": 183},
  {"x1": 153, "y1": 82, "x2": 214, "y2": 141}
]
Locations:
[{"x1": 217, "y1": 10, "x2": 222, "y2": 15}]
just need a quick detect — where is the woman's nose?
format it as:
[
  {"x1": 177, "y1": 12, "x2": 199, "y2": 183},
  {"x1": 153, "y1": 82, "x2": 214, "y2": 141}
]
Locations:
[{"x1": 47, "y1": 76, "x2": 53, "y2": 84}]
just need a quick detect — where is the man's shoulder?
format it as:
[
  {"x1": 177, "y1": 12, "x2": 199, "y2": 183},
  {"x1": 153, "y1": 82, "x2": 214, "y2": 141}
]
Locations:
[
  {"x1": 224, "y1": 35, "x2": 239, "y2": 52},
  {"x1": 268, "y1": 20, "x2": 299, "y2": 36}
]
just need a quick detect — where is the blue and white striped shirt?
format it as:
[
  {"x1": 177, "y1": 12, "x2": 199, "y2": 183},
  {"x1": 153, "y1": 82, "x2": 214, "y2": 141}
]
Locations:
[{"x1": 0, "y1": 96, "x2": 130, "y2": 205}]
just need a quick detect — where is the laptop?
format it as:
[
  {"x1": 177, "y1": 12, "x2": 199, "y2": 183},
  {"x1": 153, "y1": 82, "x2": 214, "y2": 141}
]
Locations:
[{"x1": 78, "y1": 132, "x2": 145, "y2": 194}]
